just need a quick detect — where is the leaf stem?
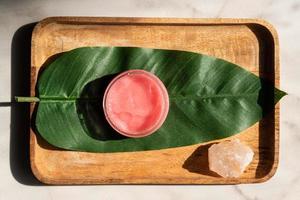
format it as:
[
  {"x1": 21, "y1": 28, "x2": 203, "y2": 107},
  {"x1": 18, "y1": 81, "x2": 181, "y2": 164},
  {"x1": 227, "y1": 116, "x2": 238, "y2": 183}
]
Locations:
[{"x1": 15, "y1": 96, "x2": 40, "y2": 102}]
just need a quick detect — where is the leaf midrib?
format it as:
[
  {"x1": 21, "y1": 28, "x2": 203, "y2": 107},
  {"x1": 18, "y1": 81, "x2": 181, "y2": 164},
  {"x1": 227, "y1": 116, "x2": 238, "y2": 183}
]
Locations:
[
  {"x1": 37, "y1": 92, "x2": 259, "y2": 102},
  {"x1": 169, "y1": 92, "x2": 259, "y2": 100}
]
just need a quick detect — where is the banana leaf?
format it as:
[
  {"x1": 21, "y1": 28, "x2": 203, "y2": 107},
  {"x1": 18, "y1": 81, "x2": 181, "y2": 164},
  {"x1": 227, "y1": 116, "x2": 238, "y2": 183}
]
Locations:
[{"x1": 32, "y1": 47, "x2": 286, "y2": 152}]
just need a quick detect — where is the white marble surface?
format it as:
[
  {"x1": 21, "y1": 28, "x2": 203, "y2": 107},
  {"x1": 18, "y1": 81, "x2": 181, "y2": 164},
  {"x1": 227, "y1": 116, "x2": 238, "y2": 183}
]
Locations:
[{"x1": 0, "y1": 0, "x2": 299, "y2": 199}]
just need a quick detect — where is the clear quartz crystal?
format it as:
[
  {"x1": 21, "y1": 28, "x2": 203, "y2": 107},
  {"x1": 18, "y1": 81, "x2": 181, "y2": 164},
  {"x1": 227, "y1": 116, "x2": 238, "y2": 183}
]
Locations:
[{"x1": 208, "y1": 139, "x2": 254, "y2": 178}]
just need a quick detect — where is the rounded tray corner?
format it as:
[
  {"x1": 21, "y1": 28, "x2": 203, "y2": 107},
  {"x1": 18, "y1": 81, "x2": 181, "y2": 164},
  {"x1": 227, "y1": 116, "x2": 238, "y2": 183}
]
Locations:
[{"x1": 247, "y1": 19, "x2": 279, "y2": 46}]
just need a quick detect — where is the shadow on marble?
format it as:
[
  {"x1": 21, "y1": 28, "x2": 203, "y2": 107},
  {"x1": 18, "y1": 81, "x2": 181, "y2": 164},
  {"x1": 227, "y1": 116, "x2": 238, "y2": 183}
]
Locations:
[
  {"x1": 0, "y1": 102, "x2": 11, "y2": 106},
  {"x1": 10, "y1": 22, "x2": 43, "y2": 186}
]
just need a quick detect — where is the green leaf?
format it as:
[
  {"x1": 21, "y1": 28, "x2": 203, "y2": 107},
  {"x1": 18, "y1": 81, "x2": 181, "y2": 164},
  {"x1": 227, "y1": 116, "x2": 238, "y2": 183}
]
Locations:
[{"x1": 35, "y1": 47, "x2": 286, "y2": 152}]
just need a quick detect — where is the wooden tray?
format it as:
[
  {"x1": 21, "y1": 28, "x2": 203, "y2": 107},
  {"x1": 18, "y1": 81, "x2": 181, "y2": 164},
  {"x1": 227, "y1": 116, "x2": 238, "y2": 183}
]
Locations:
[{"x1": 30, "y1": 17, "x2": 280, "y2": 184}]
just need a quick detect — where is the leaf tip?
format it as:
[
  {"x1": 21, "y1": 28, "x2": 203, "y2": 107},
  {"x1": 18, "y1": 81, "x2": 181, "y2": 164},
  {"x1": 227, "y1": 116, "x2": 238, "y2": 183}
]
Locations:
[{"x1": 275, "y1": 89, "x2": 287, "y2": 104}]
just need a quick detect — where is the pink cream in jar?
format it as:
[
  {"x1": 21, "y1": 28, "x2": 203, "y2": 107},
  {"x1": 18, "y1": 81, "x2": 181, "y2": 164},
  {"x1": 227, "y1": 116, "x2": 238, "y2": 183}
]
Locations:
[{"x1": 103, "y1": 69, "x2": 169, "y2": 138}]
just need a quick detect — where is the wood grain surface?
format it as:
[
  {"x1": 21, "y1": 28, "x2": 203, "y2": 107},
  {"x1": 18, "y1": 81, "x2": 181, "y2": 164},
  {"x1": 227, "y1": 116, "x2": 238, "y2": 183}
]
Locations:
[{"x1": 29, "y1": 17, "x2": 280, "y2": 184}]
